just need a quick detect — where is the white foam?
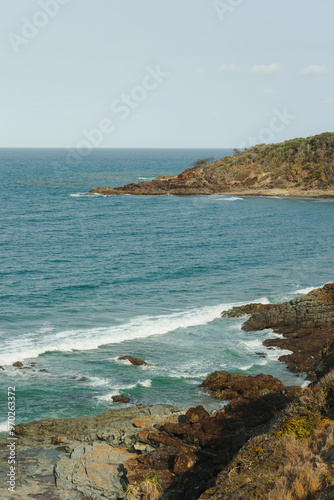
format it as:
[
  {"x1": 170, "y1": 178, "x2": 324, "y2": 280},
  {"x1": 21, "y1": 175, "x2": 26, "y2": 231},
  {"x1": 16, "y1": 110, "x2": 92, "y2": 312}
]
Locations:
[
  {"x1": 111, "y1": 357, "x2": 132, "y2": 366},
  {"x1": 0, "y1": 421, "x2": 8, "y2": 433},
  {"x1": 140, "y1": 379, "x2": 152, "y2": 388},
  {"x1": 69, "y1": 193, "x2": 106, "y2": 198},
  {"x1": 238, "y1": 338, "x2": 264, "y2": 349},
  {"x1": 0, "y1": 291, "x2": 306, "y2": 366},
  {"x1": 239, "y1": 361, "x2": 268, "y2": 370},
  {"x1": 294, "y1": 286, "x2": 318, "y2": 295},
  {"x1": 93, "y1": 379, "x2": 152, "y2": 401},
  {"x1": 0, "y1": 302, "x2": 230, "y2": 366},
  {"x1": 218, "y1": 196, "x2": 243, "y2": 201},
  {"x1": 94, "y1": 391, "x2": 119, "y2": 401},
  {"x1": 257, "y1": 297, "x2": 271, "y2": 304},
  {"x1": 203, "y1": 195, "x2": 243, "y2": 202},
  {"x1": 265, "y1": 347, "x2": 292, "y2": 361},
  {"x1": 87, "y1": 377, "x2": 110, "y2": 387}
]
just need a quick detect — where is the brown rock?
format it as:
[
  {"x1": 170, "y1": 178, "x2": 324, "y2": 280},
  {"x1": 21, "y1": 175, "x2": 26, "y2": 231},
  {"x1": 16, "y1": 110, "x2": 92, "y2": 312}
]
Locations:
[
  {"x1": 201, "y1": 371, "x2": 284, "y2": 400},
  {"x1": 112, "y1": 395, "x2": 130, "y2": 404},
  {"x1": 242, "y1": 283, "x2": 334, "y2": 333},
  {"x1": 173, "y1": 450, "x2": 198, "y2": 475},
  {"x1": 221, "y1": 303, "x2": 272, "y2": 319},
  {"x1": 136, "y1": 430, "x2": 189, "y2": 451},
  {"x1": 133, "y1": 416, "x2": 154, "y2": 428},
  {"x1": 118, "y1": 355, "x2": 147, "y2": 366},
  {"x1": 185, "y1": 406, "x2": 210, "y2": 424},
  {"x1": 215, "y1": 389, "x2": 239, "y2": 400},
  {"x1": 221, "y1": 284, "x2": 334, "y2": 380},
  {"x1": 13, "y1": 361, "x2": 23, "y2": 368},
  {"x1": 201, "y1": 371, "x2": 230, "y2": 391},
  {"x1": 51, "y1": 436, "x2": 69, "y2": 445}
]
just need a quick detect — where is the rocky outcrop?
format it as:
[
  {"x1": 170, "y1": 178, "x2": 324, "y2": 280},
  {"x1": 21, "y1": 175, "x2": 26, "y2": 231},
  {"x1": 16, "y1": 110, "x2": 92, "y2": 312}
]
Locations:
[
  {"x1": 222, "y1": 284, "x2": 334, "y2": 333},
  {"x1": 222, "y1": 284, "x2": 334, "y2": 379},
  {"x1": 89, "y1": 133, "x2": 334, "y2": 197},
  {"x1": 126, "y1": 392, "x2": 300, "y2": 498},
  {"x1": 1, "y1": 405, "x2": 181, "y2": 499},
  {"x1": 55, "y1": 444, "x2": 134, "y2": 500},
  {"x1": 15, "y1": 404, "x2": 180, "y2": 447},
  {"x1": 200, "y1": 371, "x2": 301, "y2": 401}
]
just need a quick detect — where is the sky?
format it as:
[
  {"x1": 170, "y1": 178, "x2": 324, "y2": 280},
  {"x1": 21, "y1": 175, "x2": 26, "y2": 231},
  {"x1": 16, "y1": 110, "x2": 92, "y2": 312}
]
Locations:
[{"x1": 0, "y1": 0, "x2": 333, "y2": 148}]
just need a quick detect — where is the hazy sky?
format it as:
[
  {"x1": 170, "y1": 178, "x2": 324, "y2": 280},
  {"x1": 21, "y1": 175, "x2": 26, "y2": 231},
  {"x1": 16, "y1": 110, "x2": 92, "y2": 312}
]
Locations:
[{"x1": 1, "y1": 0, "x2": 333, "y2": 148}]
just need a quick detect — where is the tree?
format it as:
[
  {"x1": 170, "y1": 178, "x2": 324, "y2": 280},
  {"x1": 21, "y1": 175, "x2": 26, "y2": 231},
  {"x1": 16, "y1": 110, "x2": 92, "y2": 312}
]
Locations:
[{"x1": 190, "y1": 157, "x2": 214, "y2": 167}]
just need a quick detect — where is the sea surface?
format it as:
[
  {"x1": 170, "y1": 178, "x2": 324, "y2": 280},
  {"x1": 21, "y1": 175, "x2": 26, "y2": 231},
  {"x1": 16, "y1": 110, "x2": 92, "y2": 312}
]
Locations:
[{"x1": 1, "y1": 148, "x2": 334, "y2": 429}]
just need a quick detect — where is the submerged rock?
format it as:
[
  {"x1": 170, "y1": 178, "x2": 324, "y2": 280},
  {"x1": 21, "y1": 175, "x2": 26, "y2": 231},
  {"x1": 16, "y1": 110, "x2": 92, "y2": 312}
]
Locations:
[
  {"x1": 118, "y1": 355, "x2": 147, "y2": 366},
  {"x1": 112, "y1": 395, "x2": 131, "y2": 404},
  {"x1": 13, "y1": 361, "x2": 23, "y2": 368}
]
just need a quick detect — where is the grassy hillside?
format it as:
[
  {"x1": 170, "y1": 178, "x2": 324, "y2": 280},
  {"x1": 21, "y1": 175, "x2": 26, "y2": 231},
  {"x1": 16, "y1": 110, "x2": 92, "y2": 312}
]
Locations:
[
  {"x1": 183, "y1": 132, "x2": 334, "y2": 190},
  {"x1": 90, "y1": 132, "x2": 334, "y2": 195}
]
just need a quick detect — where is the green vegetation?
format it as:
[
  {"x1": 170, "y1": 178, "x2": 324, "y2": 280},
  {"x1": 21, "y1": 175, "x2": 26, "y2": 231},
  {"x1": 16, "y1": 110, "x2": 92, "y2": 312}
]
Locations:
[
  {"x1": 125, "y1": 472, "x2": 162, "y2": 500},
  {"x1": 276, "y1": 418, "x2": 312, "y2": 439},
  {"x1": 188, "y1": 132, "x2": 334, "y2": 190},
  {"x1": 190, "y1": 157, "x2": 215, "y2": 167}
]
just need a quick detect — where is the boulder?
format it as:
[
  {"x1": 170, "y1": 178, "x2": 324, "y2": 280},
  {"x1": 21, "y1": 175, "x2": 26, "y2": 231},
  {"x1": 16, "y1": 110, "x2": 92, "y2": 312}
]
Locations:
[
  {"x1": 185, "y1": 406, "x2": 210, "y2": 424},
  {"x1": 112, "y1": 395, "x2": 130, "y2": 404},
  {"x1": 173, "y1": 450, "x2": 198, "y2": 475},
  {"x1": 13, "y1": 361, "x2": 23, "y2": 368}
]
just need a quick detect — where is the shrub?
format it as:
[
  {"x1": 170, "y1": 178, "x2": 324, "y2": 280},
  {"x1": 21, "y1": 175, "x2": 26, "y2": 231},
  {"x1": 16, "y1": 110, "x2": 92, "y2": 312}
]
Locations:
[{"x1": 124, "y1": 473, "x2": 162, "y2": 500}]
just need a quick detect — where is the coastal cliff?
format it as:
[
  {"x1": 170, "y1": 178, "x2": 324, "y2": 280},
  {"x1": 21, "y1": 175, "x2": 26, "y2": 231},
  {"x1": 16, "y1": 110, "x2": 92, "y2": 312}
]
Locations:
[
  {"x1": 2, "y1": 284, "x2": 334, "y2": 499},
  {"x1": 90, "y1": 132, "x2": 334, "y2": 197}
]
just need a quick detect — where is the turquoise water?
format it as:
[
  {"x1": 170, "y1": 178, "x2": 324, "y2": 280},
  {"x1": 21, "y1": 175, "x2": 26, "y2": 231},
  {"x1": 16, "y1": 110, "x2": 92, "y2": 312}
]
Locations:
[{"x1": 1, "y1": 148, "x2": 334, "y2": 428}]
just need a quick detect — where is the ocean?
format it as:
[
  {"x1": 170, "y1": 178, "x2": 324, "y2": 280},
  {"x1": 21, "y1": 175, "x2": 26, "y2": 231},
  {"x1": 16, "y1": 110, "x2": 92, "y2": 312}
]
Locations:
[{"x1": 1, "y1": 148, "x2": 334, "y2": 429}]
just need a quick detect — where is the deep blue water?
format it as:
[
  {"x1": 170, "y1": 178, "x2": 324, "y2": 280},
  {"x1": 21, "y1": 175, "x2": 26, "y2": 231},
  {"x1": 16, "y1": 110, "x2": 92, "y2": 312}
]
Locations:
[{"x1": 1, "y1": 148, "x2": 334, "y2": 428}]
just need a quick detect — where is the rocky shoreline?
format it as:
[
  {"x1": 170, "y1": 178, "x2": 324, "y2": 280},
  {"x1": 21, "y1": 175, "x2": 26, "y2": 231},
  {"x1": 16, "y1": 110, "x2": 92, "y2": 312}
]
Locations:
[
  {"x1": 90, "y1": 185, "x2": 334, "y2": 199},
  {"x1": 1, "y1": 284, "x2": 334, "y2": 499},
  {"x1": 89, "y1": 133, "x2": 334, "y2": 198}
]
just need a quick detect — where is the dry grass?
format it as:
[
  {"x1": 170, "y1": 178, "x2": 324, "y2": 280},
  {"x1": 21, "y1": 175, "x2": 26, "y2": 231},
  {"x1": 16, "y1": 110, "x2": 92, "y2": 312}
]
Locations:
[
  {"x1": 300, "y1": 386, "x2": 327, "y2": 408},
  {"x1": 267, "y1": 426, "x2": 334, "y2": 500},
  {"x1": 125, "y1": 474, "x2": 162, "y2": 500},
  {"x1": 317, "y1": 370, "x2": 334, "y2": 389}
]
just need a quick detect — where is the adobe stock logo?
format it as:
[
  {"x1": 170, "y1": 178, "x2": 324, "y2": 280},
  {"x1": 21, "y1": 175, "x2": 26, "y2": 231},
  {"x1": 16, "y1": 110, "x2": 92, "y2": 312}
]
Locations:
[
  {"x1": 8, "y1": 0, "x2": 71, "y2": 54},
  {"x1": 238, "y1": 107, "x2": 296, "y2": 149},
  {"x1": 213, "y1": 0, "x2": 244, "y2": 21},
  {"x1": 66, "y1": 65, "x2": 169, "y2": 165}
]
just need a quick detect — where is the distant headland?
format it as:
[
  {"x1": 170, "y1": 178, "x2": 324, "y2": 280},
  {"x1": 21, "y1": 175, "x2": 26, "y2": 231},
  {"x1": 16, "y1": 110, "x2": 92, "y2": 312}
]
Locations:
[{"x1": 90, "y1": 132, "x2": 334, "y2": 198}]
